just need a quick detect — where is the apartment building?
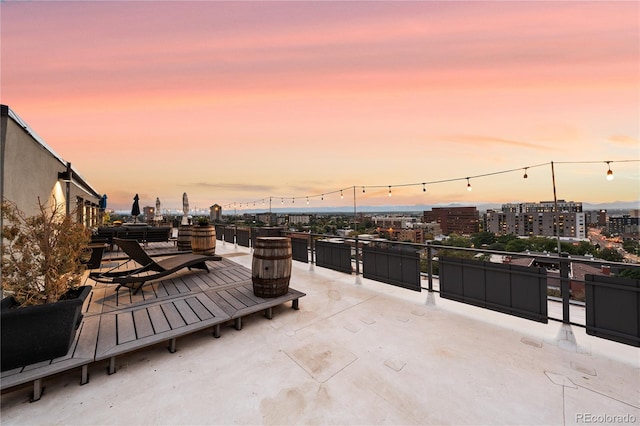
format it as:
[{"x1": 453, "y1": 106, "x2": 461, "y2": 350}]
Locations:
[
  {"x1": 485, "y1": 210, "x2": 586, "y2": 238},
  {"x1": 423, "y1": 206, "x2": 479, "y2": 235},
  {"x1": 502, "y1": 200, "x2": 582, "y2": 213},
  {"x1": 376, "y1": 227, "x2": 424, "y2": 244},
  {"x1": 608, "y1": 215, "x2": 640, "y2": 238},
  {"x1": 372, "y1": 215, "x2": 417, "y2": 229},
  {"x1": 288, "y1": 214, "x2": 311, "y2": 225}
]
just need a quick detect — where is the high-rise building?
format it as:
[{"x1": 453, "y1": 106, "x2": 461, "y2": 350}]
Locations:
[
  {"x1": 501, "y1": 200, "x2": 582, "y2": 213},
  {"x1": 423, "y1": 207, "x2": 479, "y2": 235},
  {"x1": 608, "y1": 215, "x2": 640, "y2": 237},
  {"x1": 288, "y1": 214, "x2": 310, "y2": 225},
  {"x1": 484, "y1": 201, "x2": 586, "y2": 238}
]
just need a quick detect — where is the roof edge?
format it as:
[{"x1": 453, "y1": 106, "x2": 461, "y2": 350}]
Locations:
[{"x1": 1, "y1": 104, "x2": 101, "y2": 199}]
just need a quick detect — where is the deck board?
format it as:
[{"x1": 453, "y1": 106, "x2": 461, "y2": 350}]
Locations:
[
  {"x1": 204, "y1": 282, "x2": 305, "y2": 320},
  {"x1": 147, "y1": 305, "x2": 171, "y2": 333},
  {"x1": 2, "y1": 253, "x2": 305, "y2": 398},
  {"x1": 117, "y1": 312, "x2": 137, "y2": 344},
  {"x1": 161, "y1": 302, "x2": 187, "y2": 330},
  {"x1": 133, "y1": 309, "x2": 154, "y2": 339},
  {"x1": 0, "y1": 316, "x2": 100, "y2": 392}
]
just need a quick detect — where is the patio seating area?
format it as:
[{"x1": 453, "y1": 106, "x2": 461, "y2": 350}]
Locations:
[
  {"x1": 0, "y1": 242, "x2": 304, "y2": 402},
  {"x1": 1, "y1": 241, "x2": 638, "y2": 425}
]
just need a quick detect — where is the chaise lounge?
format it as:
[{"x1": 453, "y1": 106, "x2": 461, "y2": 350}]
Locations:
[{"x1": 89, "y1": 238, "x2": 221, "y2": 293}]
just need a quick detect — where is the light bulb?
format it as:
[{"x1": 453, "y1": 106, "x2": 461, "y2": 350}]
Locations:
[
  {"x1": 606, "y1": 162, "x2": 614, "y2": 181},
  {"x1": 466, "y1": 178, "x2": 472, "y2": 192},
  {"x1": 388, "y1": 186, "x2": 392, "y2": 197}
]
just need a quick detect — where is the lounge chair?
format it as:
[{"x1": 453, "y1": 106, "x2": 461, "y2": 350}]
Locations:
[{"x1": 89, "y1": 238, "x2": 220, "y2": 293}]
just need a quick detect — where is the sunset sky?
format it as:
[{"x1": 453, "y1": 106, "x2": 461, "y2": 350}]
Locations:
[{"x1": 2, "y1": 1, "x2": 638, "y2": 213}]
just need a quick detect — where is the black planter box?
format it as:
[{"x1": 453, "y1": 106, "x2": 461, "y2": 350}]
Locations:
[
  {"x1": 315, "y1": 240, "x2": 352, "y2": 273},
  {"x1": 362, "y1": 245, "x2": 421, "y2": 291},
  {"x1": 1, "y1": 285, "x2": 92, "y2": 371},
  {"x1": 439, "y1": 257, "x2": 548, "y2": 323},
  {"x1": 585, "y1": 274, "x2": 639, "y2": 347}
]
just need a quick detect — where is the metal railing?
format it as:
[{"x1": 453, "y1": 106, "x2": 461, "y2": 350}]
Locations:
[{"x1": 214, "y1": 225, "x2": 639, "y2": 347}]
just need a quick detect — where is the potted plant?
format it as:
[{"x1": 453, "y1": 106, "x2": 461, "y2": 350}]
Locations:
[
  {"x1": 1, "y1": 198, "x2": 92, "y2": 371},
  {"x1": 196, "y1": 216, "x2": 210, "y2": 226},
  {"x1": 191, "y1": 216, "x2": 216, "y2": 255}
]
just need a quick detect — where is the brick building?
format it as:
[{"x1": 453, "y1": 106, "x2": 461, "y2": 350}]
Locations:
[{"x1": 423, "y1": 206, "x2": 479, "y2": 235}]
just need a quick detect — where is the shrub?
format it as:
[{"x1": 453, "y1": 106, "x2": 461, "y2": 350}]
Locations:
[{"x1": 1, "y1": 198, "x2": 91, "y2": 306}]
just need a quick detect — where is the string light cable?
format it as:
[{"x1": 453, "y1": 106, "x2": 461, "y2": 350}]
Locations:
[{"x1": 216, "y1": 160, "x2": 636, "y2": 211}]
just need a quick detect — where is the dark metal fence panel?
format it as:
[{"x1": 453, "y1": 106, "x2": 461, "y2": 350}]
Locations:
[
  {"x1": 224, "y1": 227, "x2": 235, "y2": 244},
  {"x1": 291, "y1": 237, "x2": 309, "y2": 263},
  {"x1": 439, "y1": 257, "x2": 548, "y2": 323},
  {"x1": 214, "y1": 225, "x2": 224, "y2": 241},
  {"x1": 585, "y1": 274, "x2": 640, "y2": 347},
  {"x1": 315, "y1": 240, "x2": 352, "y2": 273},
  {"x1": 236, "y1": 227, "x2": 251, "y2": 247},
  {"x1": 251, "y1": 227, "x2": 284, "y2": 247},
  {"x1": 362, "y1": 246, "x2": 421, "y2": 291}
]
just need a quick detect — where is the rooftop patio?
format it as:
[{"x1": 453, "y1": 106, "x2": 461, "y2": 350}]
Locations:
[{"x1": 1, "y1": 240, "x2": 639, "y2": 425}]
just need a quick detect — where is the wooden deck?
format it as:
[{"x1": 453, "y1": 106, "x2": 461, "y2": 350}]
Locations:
[{"x1": 1, "y1": 252, "x2": 305, "y2": 401}]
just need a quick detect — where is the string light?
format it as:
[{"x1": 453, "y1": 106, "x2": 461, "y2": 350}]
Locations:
[
  {"x1": 217, "y1": 160, "x2": 637, "y2": 209},
  {"x1": 606, "y1": 161, "x2": 614, "y2": 181}
]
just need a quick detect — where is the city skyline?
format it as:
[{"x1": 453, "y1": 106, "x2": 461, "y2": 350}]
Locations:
[{"x1": 2, "y1": 1, "x2": 638, "y2": 211}]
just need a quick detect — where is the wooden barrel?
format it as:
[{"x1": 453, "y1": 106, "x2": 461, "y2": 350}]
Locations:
[
  {"x1": 177, "y1": 225, "x2": 192, "y2": 251},
  {"x1": 252, "y1": 237, "x2": 292, "y2": 298},
  {"x1": 191, "y1": 225, "x2": 216, "y2": 255}
]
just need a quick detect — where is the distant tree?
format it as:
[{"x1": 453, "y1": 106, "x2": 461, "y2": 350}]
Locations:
[
  {"x1": 420, "y1": 258, "x2": 430, "y2": 274},
  {"x1": 575, "y1": 241, "x2": 598, "y2": 256},
  {"x1": 623, "y1": 240, "x2": 639, "y2": 256},
  {"x1": 505, "y1": 238, "x2": 528, "y2": 252},
  {"x1": 597, "y1": 247, "x2": 624, "y2": 262},
  {"x1": 617, "y1": 268, "x2": 640, "y2": 279},
  {"x1": 496, "y1": 234, "x2": 518, "y2": 245},
  {"x1": 432, "y1": 247, "x2": 478, "y2": 276},
  {"x1": 443, "y1": 234, "x2": 472, "y2": 248},
  {"x1": 471, "y1": 231, "x2": 496, "y2": 248},
  {"x1": 488, "y1": 242, "x2": 506, "y2": 251}
]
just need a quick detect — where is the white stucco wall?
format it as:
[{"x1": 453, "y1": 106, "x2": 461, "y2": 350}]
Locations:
[{"x1": 1, "y1": 106, "x2": 101, "y2": 220}]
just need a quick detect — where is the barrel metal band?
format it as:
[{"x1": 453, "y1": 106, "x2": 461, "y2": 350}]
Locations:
[
  {"x1": 253, "y1": 277, "x2": 290, "y2": 286},
  {"x1": 253, "y1": 254, "x2": 292, "y2": 261}
]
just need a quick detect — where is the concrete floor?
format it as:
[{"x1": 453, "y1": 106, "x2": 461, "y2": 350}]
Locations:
[{"x1": 1, "y1": 242, "x2": 639, "y2": 425}]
